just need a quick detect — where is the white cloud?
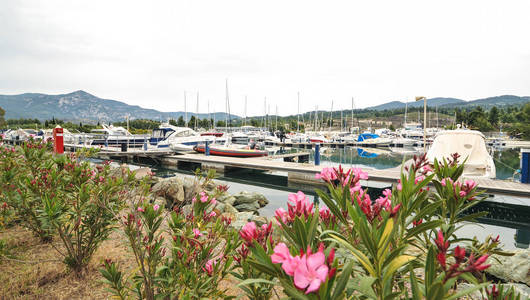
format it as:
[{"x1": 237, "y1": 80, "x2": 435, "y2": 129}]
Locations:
[{"x1": 0, "y1": 0, "x2": 529, "y2": 116}]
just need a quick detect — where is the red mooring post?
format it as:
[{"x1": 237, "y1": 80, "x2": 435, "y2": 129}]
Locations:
[{"x1": 53, "y1": 127, "x2": 64, "y2": 154}]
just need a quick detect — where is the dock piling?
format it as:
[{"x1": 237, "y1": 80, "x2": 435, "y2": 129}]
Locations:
[
  {"x1": 315, "y1": 143, "x2": 321, "y2": 166},
  {"x1": 522, "y1": 148, "x2": 530, "y2": 184},
  {"x1": 205, "y1": 141, "x2": 210, "y2": 156}
]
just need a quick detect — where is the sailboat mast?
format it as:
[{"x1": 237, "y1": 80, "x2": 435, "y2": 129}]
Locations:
[
  {"x1": 208, "y1": 100, "x2": 211, "y2": 130},
  {"x1": 184, "y1": 91, "x2": 187, "y2": 127},
  {"x1": 436, "y1": 106, "x2": 439, "y2": 128},
  {"x1": 404, "y1": 101, "x2": 408, "y2": 126},
  {"x1": 314, "y1": 106, "x2": 318, "y2": 131},
  {"x1": 195, "y1": 92, "x2": 199, "y2": 129},
  {"x1": 244, "y1": 96, "x2": 247, "y2": 127},
  {"x1": 226, "y1": 79, "x2": 232, "y2": 130},
  {"x1": 275, "y1": 105, "x2": 278, "y2": 131},
  {"x1": 351, "y1": 97, "x2": 354, "y2": 133},
  {"x1": 263, "y1": 97, "x2": 267, "y2": 129},
  {"x1": 340, "y1": 110, "x2": 343, "y2": 132},
  {"x1": 297, "y1": 92, "x2": 300, "y2": 132},
  {"x1": 328, "y1": 100, "x2": 333, "y2": 132}
]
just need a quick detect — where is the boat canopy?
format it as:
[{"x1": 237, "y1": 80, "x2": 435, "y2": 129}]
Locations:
[
  {"x1": 357, "y1": 133, "x2": 379, "y2": 142},
  {"x1": 427, "y1": 130, "x2": 490, "y2": 167}
]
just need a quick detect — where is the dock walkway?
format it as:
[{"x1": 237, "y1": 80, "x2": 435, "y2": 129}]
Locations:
[{"x1": 161, "y1": 153, "x2": 530, "y2": 198}]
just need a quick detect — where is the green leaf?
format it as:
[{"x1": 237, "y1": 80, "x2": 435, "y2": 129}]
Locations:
[
  {"x1": 355, "y1": 276, "x2": 377, "y2": 299},
  {"x1": 445, "y1": 282, "x2": 490, "y2": 300},
  {"x1": 382, "y1": 255, "x2": 415, "y2": 284},
  {"x1": 237, "y1": 278, "x2": 275, "y2": 287},
  {"x1": 331, "y1": 260, "x2": 353, "y2": 299},
  {"x1": 409, "y1": 265, "x2": 422, "y2": 300}
]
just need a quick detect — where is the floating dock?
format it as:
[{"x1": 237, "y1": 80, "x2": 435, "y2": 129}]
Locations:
[
  {"x1": 57, "y1": 143, "x2": 530, "y2": 199},
  {"x1": 158, "y1": 152, "x2": 530, "y2": 198}
]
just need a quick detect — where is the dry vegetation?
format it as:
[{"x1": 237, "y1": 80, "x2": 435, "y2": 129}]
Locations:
[{"x1": 0, "y1": 224, "x2": 256, "y2": 299}]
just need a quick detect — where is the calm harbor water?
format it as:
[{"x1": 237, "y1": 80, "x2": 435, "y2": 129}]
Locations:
[{"x1": 303, "y1": 146, "x2": 522, "y2": 181}]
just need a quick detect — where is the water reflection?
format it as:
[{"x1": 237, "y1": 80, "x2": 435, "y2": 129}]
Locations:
[{"x1": 309, "y1": 146, "x2": 521, "y2": 180}]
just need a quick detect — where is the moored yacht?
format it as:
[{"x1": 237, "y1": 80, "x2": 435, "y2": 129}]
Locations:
[{"x1": 426, "y1": 129, "x2": 496, "y2": 179}]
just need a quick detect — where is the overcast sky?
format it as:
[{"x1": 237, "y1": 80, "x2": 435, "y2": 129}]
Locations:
[{"x1": 1, "y1": 0, "x2": 529, "y2": 116}]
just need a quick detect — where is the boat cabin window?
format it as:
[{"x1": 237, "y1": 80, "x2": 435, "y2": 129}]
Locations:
[{"x1": 175, "y1": 130, "x2": 194, "y2": 137}]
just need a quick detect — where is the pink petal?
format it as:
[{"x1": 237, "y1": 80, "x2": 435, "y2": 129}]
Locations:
[
  {"x1": 305, "y1": 278, "x2": 322, "y2": 294},
  {"x1": 271, "y1": 243, "x2": 290, "y2": 264},
  {"x1": 293, "y1": 261, "x2": 311, "y2": 289},
  {"x1": 282, "y1": 256, "x2": 300, "y2": 276},
  {"x1": 306, "y1": 252, "x2": 325, "y2": 271},
  {"x1": 315, "y1": 265, "x2": 329, "y2": 282}
]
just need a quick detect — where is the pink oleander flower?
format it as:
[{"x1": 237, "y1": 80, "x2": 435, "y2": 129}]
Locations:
[
  {"x1": 200, "y1": 192, "x2": 209, "y2": 203},
  {"x1": 351, "y1": 167, "x2": 369, "y2": 181},
  {"x1": 288, "y1": 191, "x2": 314, "y2": 217},
  {"x1": 153, "y1": 204, "x2": 160, "y2": 211},
  {"x1": 315, "y1": 167, "x2": 337, "y2": 182},
  {"x1": 319, "y1": 207, "x2": 332, "y2": 224},
  {"x1": 415, "y1": 175, "x2": 425, "y2": 184},
  {"x1": 240, "y1": 222, "x2": 258, "y2": 244},
  {"x1": 203, "y1": 258, "x2": 216, "y2": 276},
  {"x1": 271, "y1": 243, "x2": 301, "y2": 275},
  {"x1": 275, "y1": 207, "x2": 288, "y2": 224},
  {"x1": 375, "y1": 189, "x2": 392, "y2": 211},
  {"x1": 137, "y1": 207, "x2": 145, "y2": 213},
  {"x1": 208, "y1": 211, "x2": 216, "y2": 218},
  {"x1": 271, "y1": 243, "x2": 331, "y2": 294},
  {"x1": 192, "y1": 228, "x2": 202, "y2": 238},
  {"x1": 441, "y1": 177, "x2": 453, "y2": 187},
  {"x1": 397, "y1": 181, "x2": 402, "y2": 191},
  {"x1": 293, "y1": 246, "x2": 329, "y2": 294},
  {"x1": 435, "y1": 230, "x2": 449, "y2": 253}
]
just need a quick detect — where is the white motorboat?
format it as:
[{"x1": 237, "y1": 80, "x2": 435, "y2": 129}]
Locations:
[
  {"x1": 357, "y1": 133, "x2": 392, "y2": 147},
  {"x1": 426, "y1": 129, "x2": 496, "y2": 179},
  {"x1": 154, "y1": 125, "x2": 216, "y2": 152}
]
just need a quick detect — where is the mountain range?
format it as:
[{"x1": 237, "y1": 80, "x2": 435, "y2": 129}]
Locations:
[
  {"x1": 365, "y1": 95, "x2": 530, "y2": 111},
  {"x1": 0, "y1": 90, "x2": 237, "y2": 122},
  {"x1": 0, "y1": 91, "x2": 529, "y2": 122}
]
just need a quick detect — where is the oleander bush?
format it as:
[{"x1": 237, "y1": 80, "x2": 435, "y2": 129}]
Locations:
[
  {"x1": 0, "y1": 139, "x2": 140, "y2": 275},
  {"x1": 101, "y1": 171, "x2": 240, "y2": 299}
]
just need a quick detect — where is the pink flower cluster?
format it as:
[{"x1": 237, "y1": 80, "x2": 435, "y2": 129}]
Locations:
[
  {"x1": 271, "y1": 243, "x2": 335, "y2": 294},
  {"x1": 318, "y1": 207, "x2": 335, "y2": 226},
  {"x1": 441, "y1": 178, "x2": 478, "y2": 200},
  {"x1": 315, "y1": 166, "x2": 368, "y2": 190},
  {"x1": 275, "y1": 191, "x2": 314, "y2": 224},
  {"x1": 434, "y1": 230, "x2": 490, "y2": 282},
  {"x1": 315, "y1": 167, "x2": 337, "y2": 182},
  {"x1": 193, "y1": 191, "x2": 217, "y2": 205},
  {"x1": 355, "y1": 189, "x2": 401, "y2": 223},
  {"x1": 239, "y1": 221, "x2": 273, "y2": 248},
  {"x1": 203, "y1": 258, "x2": 217, "y2": 276}
]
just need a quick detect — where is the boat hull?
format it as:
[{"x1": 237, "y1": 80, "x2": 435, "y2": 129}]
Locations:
[{"x1": 194, "y1": 145, "x2": 268, "y2": 157}]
